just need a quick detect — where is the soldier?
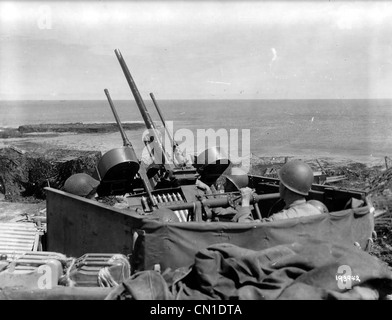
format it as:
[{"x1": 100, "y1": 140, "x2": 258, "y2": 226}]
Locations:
[
  {"x1": 197, "y1": 160, "x2": 326, "y2": 223},
  {"x1": 63, "y1": 173, "x2": 100, "y2": 199},
  {"x1": 196, "y1": 166, "x2": 255, "y2": 222},
  {"x1": 63, "y1": 173, "x2": 131, "y2": 206},
  {"x1": 62, "y1": 173, "x2": 180, "y2": 222},
  {"x1": 264, "y1": 160, "x2": 323, "y2": 221}
]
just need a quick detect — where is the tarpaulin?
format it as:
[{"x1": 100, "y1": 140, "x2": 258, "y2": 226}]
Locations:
[
  {"x1": 133, "y1": 205, "x2": 374, "y2": 271},
  {"x1": 106, "y1": 238, "x2": 392, "y2": 300}
]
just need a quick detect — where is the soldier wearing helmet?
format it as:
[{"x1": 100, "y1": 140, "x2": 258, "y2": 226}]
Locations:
[
  {"x1": 63, "y1": 173, "x2": 100, "y2": 199},
  {"x1": 196, "y1": 165, "x2": 255, "y2": 222},
  {"x1": 63, "y1": 173, "x2": 181, "y2": 222},
  {"x1": 220, "y1": 167, "x2": 250, "y2": 193},
  {"x1": 265, "y1": 160, "x2": 323, "y2": 221}
]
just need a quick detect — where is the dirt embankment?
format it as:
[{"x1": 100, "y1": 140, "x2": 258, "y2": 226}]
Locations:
[{"x1": 0, "y1": 146, "x2": 101, "y2": 202}]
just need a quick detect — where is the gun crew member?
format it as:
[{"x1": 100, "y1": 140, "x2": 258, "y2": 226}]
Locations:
[
  {"x1": 264, "y1": 160, "x2": 323, "y2": 221},
  {"x1": 197, "y1": 160, "x2": 326, "y2": 223},
  {"x1": 196, "y1": 167, "x2": 255, "y2": 222},
  {"x1": 63, "y1": 173, "x2": 100, "y2": 200}
]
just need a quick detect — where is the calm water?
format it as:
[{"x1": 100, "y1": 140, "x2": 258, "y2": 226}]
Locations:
[{"x1": 1, "y1": 99, "x2": 392, "y2": 163}]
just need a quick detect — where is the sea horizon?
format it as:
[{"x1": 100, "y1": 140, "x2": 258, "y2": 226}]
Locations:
[
  {"x1": 1, "y1": 99, "x2": 391, "y2": 167},
  {"x1": 2, "y1": 98, "x2": 392, "y2": 102}
]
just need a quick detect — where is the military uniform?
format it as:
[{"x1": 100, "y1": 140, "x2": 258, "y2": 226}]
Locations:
[
  {"x1": 264, "y1": 199, "x2": 322, "y2": 222},
  {"x1": 214, "y1": 198, "x2": 322, "y2": 223},
  {"x1": 213, "y1": 205, "x2": 254, "y2": 223}
]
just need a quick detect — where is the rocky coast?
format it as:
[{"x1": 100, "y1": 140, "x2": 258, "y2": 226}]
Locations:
[{"x1": 0, "y1": 122, "x2": 146, "y2": 139}]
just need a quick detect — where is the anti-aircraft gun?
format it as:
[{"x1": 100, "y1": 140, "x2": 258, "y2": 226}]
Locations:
[
  {"x1": 97, "y1": 50, "x2": 185, "y2": 192},
  {"x1": 43, "y1": 49, "x2": 374, "y2": 275},
  {"x1": 95, "y1": 49, "x2": 271, "y2": 221},
  {"x1": 94, "y1": 49, "x2": 371, "y2": 223}
]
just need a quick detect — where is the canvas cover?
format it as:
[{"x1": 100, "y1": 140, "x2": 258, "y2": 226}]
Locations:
[
  {"x1": 45, "y1": 188, "x2": 374, "y2": 273},
  {"x1": 133, "y1": 205, "x2": 374, "y2": 271},
  {"x1": 106, "y1": 238, "x2": 392, "y2": 300}
]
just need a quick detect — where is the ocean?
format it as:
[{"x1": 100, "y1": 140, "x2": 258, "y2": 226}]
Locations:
[{"x1": 1, "y1": 99, "x2": 392, "y2": 165}]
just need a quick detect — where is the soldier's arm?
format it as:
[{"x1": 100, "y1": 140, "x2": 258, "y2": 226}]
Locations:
[{"x1": 232, "y1": 187, "x2": 254, "y2": 222}]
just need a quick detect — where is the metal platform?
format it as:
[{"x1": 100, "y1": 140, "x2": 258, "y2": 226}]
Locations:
[{"x1": 0, "y1": 222, "x2": 42, "y2": 259}]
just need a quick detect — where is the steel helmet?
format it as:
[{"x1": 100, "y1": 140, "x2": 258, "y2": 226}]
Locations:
[
  {"x1": 222, "y1": 167, "x2": 249, "y2": 192},
  {"x1": 194, "y1": 147, "x2": 231, "y2": 185},
  {"x1": 307, "y1": 200, "x2": 329, "y2": 214},
  {"x1": 63, "y1": 173, "x2": 100, "y2": 198},
  {"x1": 278, "y1": 160, "x2": 313, "y2": 196}
]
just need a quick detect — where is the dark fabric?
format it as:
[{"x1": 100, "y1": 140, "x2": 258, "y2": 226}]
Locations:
[
  {"x1": 134, "y1": 205, "x2": 374, "y2": 271},
  {"x1": 263, "y1": 201, "x2": 322, "y2": 222},
  {"x1": 104, "y1": 270, "x2": 172, "y2": 300},
  {"x1": 106, "y1": 239, "x2": 392, "y2": 300}
]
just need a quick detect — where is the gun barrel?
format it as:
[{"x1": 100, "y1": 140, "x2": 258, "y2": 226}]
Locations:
[
  {"x1": 103, "y1": 88, "x2": 157, "y2": 209},
  {"x1": 139, "y1": 163, "x2": 158, "y2": 208},
  {"x1": 163, "y1": 193, "x2": 280, "y2": 212},
  {"x1": 114, "y1": 49, "x2": 155, "y2": 130},
  {"x1": 114, "y1": 49, "x2": 171, "y2": 165},
  {"x1": 150, "y1": 92, "x2": 175, "y2": 149},
  {"x1": 104, "y1": 89, "x2": 132, "y2": 148}
]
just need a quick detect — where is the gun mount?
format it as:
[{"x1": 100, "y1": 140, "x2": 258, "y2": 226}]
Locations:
[
  {"x1": 97, "y1": 49, "x2": 237, "y2": 214},
  {"x1": 0, "y1": 48, "x2": 378, "y2": 301},
  {"x1": 84, "y1": 50, "x2": 372, "y2": 224},
  {"x1": 42, "y1": 49, "x2": 374, "y2": 280}
]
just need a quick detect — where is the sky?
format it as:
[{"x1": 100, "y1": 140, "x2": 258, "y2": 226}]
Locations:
[{"x1": 1, "y1": 1, "x2": 392, "y2": 100}]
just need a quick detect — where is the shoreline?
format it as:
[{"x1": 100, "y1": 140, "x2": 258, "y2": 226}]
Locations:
[
  {"x1": 0, "y1": 135, "x2": 388, "y2": 169},
  {"x1": 0, "y1": 122, "x2": 146, "y2": 138},
  {"x1": 0, "y1": 123, "x2": 389, "y2": 195},
  {"x1": 0, "y1": 121, "x2": 389, "y2": 169},
  {"x1": 0, "y1": 136, "x2": 388, "y2": 203}
]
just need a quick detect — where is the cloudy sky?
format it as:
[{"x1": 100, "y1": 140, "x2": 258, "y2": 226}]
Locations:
[{"x1": 1, "y1": 1, "x2": 392, "y2": 100}]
